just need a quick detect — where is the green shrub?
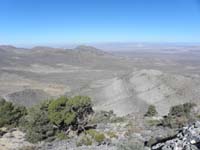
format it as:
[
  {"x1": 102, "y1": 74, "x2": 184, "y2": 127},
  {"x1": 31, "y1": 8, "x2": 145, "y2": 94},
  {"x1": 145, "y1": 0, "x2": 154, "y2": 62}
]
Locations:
[
  {"x1": 162, "y1": 115, "x2": 188, "y2": 128},
  {"x1": 20, "y1": 96, "x2": 93, "y2": 143},
  {"x1": 86, "y1": 129, "x2": 105, "y2": 143},
  {"x1": 22, "y1": 101, "x2": 56, "y2": 143},
  {"x1": 169, "y1": 104, "x2": 185, "y2": 117},
  {"x1": 48, "y1": 96, "x2": 93, "y2": 131},
  {"x1": 169, "y1": 103, "x2": 196, "y2": 117},
  {"x1": 161, "y1": 103, "x2": 196, "y2": 128},
  {"x1": 144, "y1": 105, "x2": 158, "y2": 117},
  {"x1": 48, "y1": 96, "x2": 71, "y2": 126},
  {"x1": 67, "y1": 96, "x2": 92, "y2": 110},
  {"x1": 0, "y1": 99, "x2": 27, "y2": 127},
  {"x1": 183, "y1": 103, "x2": 196, "y2": 115},
  {"x1": 56, "y1": 132, "x2": 69, "y2": 140}
]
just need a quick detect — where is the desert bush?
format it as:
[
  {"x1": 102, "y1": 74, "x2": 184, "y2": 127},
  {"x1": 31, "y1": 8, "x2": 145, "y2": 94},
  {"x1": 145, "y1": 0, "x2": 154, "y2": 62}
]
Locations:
[
  {"x1": 48, "y1": 96, "x2": 73, "y2": 126},
  {"x1": 169, "y1": 103, "x2": 196, "y2": 117},
  {"x1": 0, "y1": 98, "x2": 27, "y2": 127},
  {"x1": 86, "y1": 129, "x2": 105, "y2": 143},
  {"x1": 90, "y1": 110, "x2": 126, "y2": 124},
  {"x1": 56, "y1": 131, "x2": 69, "y2": 140},
  {"x1": 169, "y1": 104, "x2": 185, "y2": 117},
  {"x1": 22, "y1": 101, "x2": 56, "y2": 143},
  {"x1": 144, "y1": 105, "x2": 158, "y2": 117},
  {"x1": 161, "y1": 103, "x2": 196, "y2": 128},
  {"x1": 183, "y1": 103, "x2": 196, "y2": 115},
  {"x1": 76, "y1": 135, "x2": 93, "y2": 146},
  {"x1": 21, "y1": 95, "x2": 94, "y2": 143},
  {"x1": 48, "y1": 96, "x2": 93, "y2": 131},
  {"x1": 0, "y1": 95, "x2": 94, "y2": 143},
  {"x1": 162, "y1": 115, "x2": 188, "y2": 128},
  {"x1": 107, "y1": 131, "x2": 118, "y2": 139}
]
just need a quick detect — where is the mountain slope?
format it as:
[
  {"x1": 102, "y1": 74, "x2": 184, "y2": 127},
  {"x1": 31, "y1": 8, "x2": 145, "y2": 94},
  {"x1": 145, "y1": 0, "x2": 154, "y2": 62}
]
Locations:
[{"x1": 71, "y1": 69, "x2": 200, "y2": 116}]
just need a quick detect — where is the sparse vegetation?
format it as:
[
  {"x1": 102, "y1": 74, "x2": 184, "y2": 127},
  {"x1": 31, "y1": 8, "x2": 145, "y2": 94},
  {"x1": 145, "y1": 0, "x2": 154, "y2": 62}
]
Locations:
[
  {"x1": 56, "y1": 132, "x2": 69, "y2": 140},
  {"x1": 86, "y1": 129, "x2": 105, "y2": 143},
  {"x1": 161, "y1": 102, "x2": 196, "y2": 128},
  {"x1": 0, "y1": 98, "x2": 27, "y2": 128},
  {"x1": 169, "y1": 103, "x2": 196, "y2": 117},
  {"x1": 90, "y1": 110, "x2": 126, "y2": 124},
  {"x1": 19, "y1": 95, "x2": 94, "y2": 143},
  {"x1": 117, "y1": 137, "x2": 144, "y2": 150},
  {"x1": 2, "y1": 93, "x2": 198, "y2": 150},
  {"x1": 0, "y1": 96, "x2": 95, "y2": 143},
  {"x1": 144, "y1": 105, "x2": 158, "y2": 117},
  {"x1": 48, "y1": 96, "x2": 93, "y2": 131},
  {"x1": 21, "y1": 101, "x2": 56, "y2": 143},
  {"x1": 76, "y1": 135, "x2": 93, "y2": 146},
  {"x1": 146, "y1": 118, "x2": 162, "y2": 126},
  {"x1": 124, "y1": 120, "x2": 143, "y2": 137},
  {"x1": 107, "y1": 131, "x2": 118, "y2": 139}
]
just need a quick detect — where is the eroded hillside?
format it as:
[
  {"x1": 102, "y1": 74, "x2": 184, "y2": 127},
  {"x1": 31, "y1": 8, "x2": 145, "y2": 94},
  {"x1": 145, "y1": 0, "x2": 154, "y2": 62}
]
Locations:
[{"x1": 0, "y1": 45, "x2": 200, "y2": 116}]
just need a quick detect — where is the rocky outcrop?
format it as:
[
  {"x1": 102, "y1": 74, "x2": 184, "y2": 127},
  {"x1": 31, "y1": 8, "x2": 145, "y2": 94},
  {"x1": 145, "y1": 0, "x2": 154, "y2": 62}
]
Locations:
[
  {"x1": 0, "y1": 128, "x2": 35, "y2": 150},
  {"x1": 151, "y1": 121, "x2": 200, "y2": 150}
]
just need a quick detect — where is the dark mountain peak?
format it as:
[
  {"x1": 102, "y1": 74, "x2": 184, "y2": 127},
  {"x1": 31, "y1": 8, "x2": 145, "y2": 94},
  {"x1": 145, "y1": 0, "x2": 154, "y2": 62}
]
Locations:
[
  {"x1": 31, "y1": 46, "x2": 64, "y2": 53},
  {"x1": 75, "y1": 45, "x2": 98, "y2": 51},
  {"x1": 32, "y1": 46, "x2": 56, "y2": 50},
  {"x1": 74, "y1": 45, "x2": 108, "y2": 56},
  {"x1": 0, "y1": 45, "x2": 17, "y2": 50}
]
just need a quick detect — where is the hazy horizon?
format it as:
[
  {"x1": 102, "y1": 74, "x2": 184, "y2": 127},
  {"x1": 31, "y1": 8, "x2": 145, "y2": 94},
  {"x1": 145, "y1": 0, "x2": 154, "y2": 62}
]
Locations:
[{"x1": 1, "y1": 41, "x2": 200, "y2": 51}]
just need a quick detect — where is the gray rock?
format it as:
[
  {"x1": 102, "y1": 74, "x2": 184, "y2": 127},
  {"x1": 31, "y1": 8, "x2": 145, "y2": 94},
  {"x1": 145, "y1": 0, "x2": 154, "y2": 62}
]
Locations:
[{"x1": 151, "y1": 121, "x2": 200, "y2": 150}]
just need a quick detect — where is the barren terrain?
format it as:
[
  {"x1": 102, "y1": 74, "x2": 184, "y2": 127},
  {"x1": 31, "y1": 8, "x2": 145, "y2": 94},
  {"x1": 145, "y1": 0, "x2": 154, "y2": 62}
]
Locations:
[{"x1": 0, "y1": 44, "x2": 200, "y2": 116}]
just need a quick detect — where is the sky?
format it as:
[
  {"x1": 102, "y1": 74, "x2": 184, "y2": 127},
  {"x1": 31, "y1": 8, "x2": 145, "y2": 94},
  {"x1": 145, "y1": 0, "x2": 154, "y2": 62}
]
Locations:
[{"x1": 0, "y1": 0, "x2": 200, "y2": 46}]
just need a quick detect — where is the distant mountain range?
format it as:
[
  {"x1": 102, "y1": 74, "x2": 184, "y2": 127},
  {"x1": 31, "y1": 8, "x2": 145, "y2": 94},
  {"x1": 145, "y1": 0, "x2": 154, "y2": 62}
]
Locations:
[{"x1": 0, "y1": 44, "x2": 200, "y2": 116}]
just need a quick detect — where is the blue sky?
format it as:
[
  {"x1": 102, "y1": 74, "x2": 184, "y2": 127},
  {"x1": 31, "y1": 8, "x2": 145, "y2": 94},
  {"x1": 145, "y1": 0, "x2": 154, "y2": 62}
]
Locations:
[{"x1": 0, "y1": 0, "x2": 200, "y2": 46}]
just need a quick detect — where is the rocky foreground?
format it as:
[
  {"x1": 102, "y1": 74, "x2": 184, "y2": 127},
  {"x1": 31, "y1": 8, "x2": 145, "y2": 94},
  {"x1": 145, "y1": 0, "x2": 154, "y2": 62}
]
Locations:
[
  {"x1": 0, "y1": 128, "x2": 34, "y2": 150},
  {"x1": 152, "y1": 121, "x2": 200, "y2": 150},
  {"x1": 1, "y1": 120, "x2": 200, "y2": 150}
]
